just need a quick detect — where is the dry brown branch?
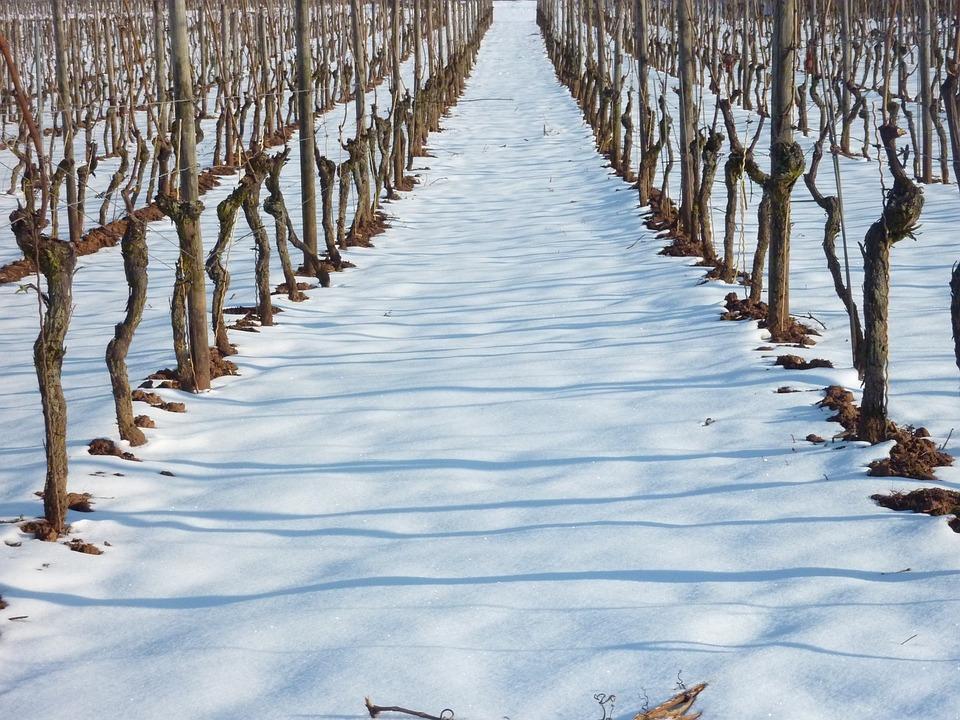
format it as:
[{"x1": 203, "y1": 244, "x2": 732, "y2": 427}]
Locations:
[
  {"x1": 635, "y1": 682, "x2": 707, "y2": 720},
  {"x1": 364, "y1": 697, "x2": 454, "y2": 720}
]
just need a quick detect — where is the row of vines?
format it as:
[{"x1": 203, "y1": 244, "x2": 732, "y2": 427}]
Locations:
[
  {"x1": 0, "y1": 0, "x2": 493, "y2": 538},
  {"x1": 538, "y1": 0, "x2": 959, "y2": 520}
]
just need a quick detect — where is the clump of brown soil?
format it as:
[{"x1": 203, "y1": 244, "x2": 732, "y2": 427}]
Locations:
[
  {"x1": 134, "y1": 415, "x2": 155, "y2": 428},
  {"x1": 395, "y1": 175, "x2": 417, "y2": 192},
  {"x1": 263, "y1": 125, "x2": 297, "y2": 149},
  {"x1": 0, "y1": 257, "x2": 36, "y2": 285},
  {"x1": 33, "y1": 491, "x2": 94, "y2": 512},
  {"x1": 196, "y1": 165, "x2": 236, "y2": 194},
  {"x1": 806, "y1": 434, "x2": 826, "y2": 444},
  {"x1": 644, "y1": 189, "x2": 679, "y2": 234},
  {"x1": 209, "y1": 347, "x2": 239, "y2": 379},
  {"x1": 66, "y1": 493, "x2": 94, "y2": 512},
  {"x1": 873, "y1": 487, "x2": 960, "y2": 516},
  {"x1": 229, "y1": 312, "x2": 260, "y2": 332},
  {"x1": 88, "y1": 438, "x2": 140, "y2": 462},
  {"x1": 196, "y1": 174, "x2": 217, "y2": 194},
  {"x1": 0, "y1": 595, "x2": 7, "y2": 610},
  {"x1": 132, "y1": 205, "x2": 165, "y2": 223},
  {"x1": 658, "y1": 230, "x2": 703, "y2": 258},
  {"x1": 775, "y1": 355, "x2": 834, "y2": 370},
  {"x1": 719, "y1": 294, "x2": 817, "y2": 344},
  {"x1": 868, "y1": 425, "x2": 953, "y2": 481},
  {"x1": 776, "y1": 386, "x2": 800, "y2": 393},
  {"x1": 225, "y1": 306, "x2": 284, "y2": 333},
  {"x1": 131, "y1": 389, "x2": 186, "y2": 413},
  {"x1": 347, "y1": 212, "x2": 390, "y2": 247},
  {"x1": 20, "y1": 520, "x2": 60, "y2": 541},
  {"x1": 762, "y1": 316, "x2": 818, "y2": 346},
  {"x1": 1, "y1": 203, "x2": 165, "y2": 286},
  {"x1": 298, "y1": 259, "x2": 356, "y2": 277},
  {"x1": 818, "y1": 385, "x2": 859, "y2": 435},
  {"x1": 146, "y1": 368, "x2": 181, "y2": 389},
  {"x1": 224, "y1": 305, "x2": 284, "y2": 315},
  {"x1": 721, "y1": 292, "x2": 768, "y2": 321},
  {"x1": 74, "y1": 222, "x2": 123, "y2": 255},
  {"x1": 872, "y1": 488, "x2": 960, "y2": 532},
  {"x1": 816, "y1": 386, "x2": 953, "y2": 479},
  {"x1": 65, "y1": 538, "x2": 103, "y2": 555},
  {"x1": 143, "y1": 348, "x2": 236, "y2": 395},
  {"x1": 273, "y1": 281, "x2": 313, "y2": 299}
]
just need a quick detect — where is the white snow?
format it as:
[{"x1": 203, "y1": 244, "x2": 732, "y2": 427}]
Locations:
[{"x1": 1, "y1": 3, "x2": 959, "y2": 719}]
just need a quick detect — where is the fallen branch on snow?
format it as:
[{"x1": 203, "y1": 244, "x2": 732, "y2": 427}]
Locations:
[
  {"x1": 635, "y1": 683, "x2": 708, "y2": 720},
  {"x1": 364, "y1": 697, "x2": 454, "y2": 720}
]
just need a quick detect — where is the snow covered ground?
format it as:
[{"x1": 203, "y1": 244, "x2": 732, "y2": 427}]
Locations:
[{"x1": 1, "y1": 3, "x2": 959, "y2": 718}]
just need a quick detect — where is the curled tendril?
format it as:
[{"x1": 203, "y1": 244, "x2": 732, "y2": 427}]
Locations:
[{"x1": 593, "y1": 693, "x2": 616, "y2": 720}]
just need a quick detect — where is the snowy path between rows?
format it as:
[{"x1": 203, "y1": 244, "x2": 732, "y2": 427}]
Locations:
[{"x1": 2, "y1": 4, "x2": 959, "y2": 718}]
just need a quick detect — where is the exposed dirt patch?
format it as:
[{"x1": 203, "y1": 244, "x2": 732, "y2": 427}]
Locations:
[
  {"x1": 0, "y1": 257, "x2": 36, "y2": 285},
  {"x1": 806, "y1": 434, "x2": 826, "y2": 444},
  {"x1": 775, "y1": 355, "x2": 834, "y2": 371},
  {"x1": 68, "y1": 493, "x2": 94, "y2": 512},
  {"x1": 395, "y1": 175, "x2": 417, "y2": 192},
  {"x1": 229, "y1": 313, "x2": 260, "y2": 332},
  {"x1": 777, "y1": 386, "x2": 800, "y2": 393},
  {"x1": 868, "y1": 425, "x2": 953, "y2": 481},
  {"x1": 134, "y1": 415, "x2": 155, "y2": 428},
  {"x1": 20, "y1": 520, "x2": 60, "y2": 541},
  {"x1": 816, "y1": 386, "x2": 953, "y2": 478},
  {"x1": 720, "y1": 294, "x2": 817, "y2": 344},
  {"x1": 146, "y1": 356, "x2": 234, "y2": 384},
  {"x1": 146, "y1": 368, "x2": 181, "y2": 390},
  {"x1": 6, "y1": 109, "x2": 231, "y2": 282},
  {"x1": 263, "y1": 125, "x2": 297, "y2": 149},
  {"x1": 872, "y1": 488, "x2": 960, "y2": 532},
  {"x1": 764, "y1": 316, "x2": 818, "y2": 346},
  {"x1": 346, "y1": 212, "x2": 390, "y2": 247},
  {"x1": 0, "y1": 204, "x2": 167, "y2": 285},
  {"x1": 74, "y1": 222, "x2": 124, "y2": 255},
  {"x1": 131, "y1": 389, "x2": 186, "y2": 413},
  {"x1": 67, "y1": 493, "x2": 94, "y2": 512},
  {"x1": 65, "y1": 538, "x2": 103, "y2": 555},
  {"x1": 873, "y1": 487, "x2": 960, "y2": 516},
  {"x1": 0, "y1": 596, "x2": 7, "y2": 610},
  {"x1": 225, "y1": 306, "x2": 283, "y2": 333},
  {"x1": 224, "y1": 305, "x2": 284, "y2": 315},
  {"x1": 88, "y1": 438, "x2": 140, "y2": 462},
  {"x1": 131, "y1": 389, "x2": 162, "y2": 405},
  {"x1": 209, "y1": 347, "x2": 239, "y2": 379},
  {"x1": 273, "y1": 281, "x2": 313, "y2": 299},
  {"x1": 658, "y1": 230, "x2": 703, "y2": 257},
  {"x1": 818, "y1": 385, "x2": 859, "y2": 435},
  {"x1": 298, "y1": 259, "x2": 357, "y2": 277},
  {"x1": 721, "y1": 292, "x2": 768, "y2": 321},
  {"x1": 197, "y1": 166, "x2": 233, "y2": 194},
  {"x1": 644, "y1": 189, "x2": 678, "y2": 232},
  {"x1": 33, "y1": 491, "x2": 94, "y2": 512}
]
